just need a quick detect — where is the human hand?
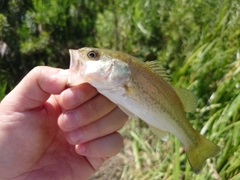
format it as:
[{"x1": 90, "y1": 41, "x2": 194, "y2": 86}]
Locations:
[{"x1": 0, "y1": 66, "x2": 128, "y2": 180}]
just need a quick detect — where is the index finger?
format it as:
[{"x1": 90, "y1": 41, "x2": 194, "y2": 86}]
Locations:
[{"x1": 59, "y1": 83, "x2": 98, "y2": 110}]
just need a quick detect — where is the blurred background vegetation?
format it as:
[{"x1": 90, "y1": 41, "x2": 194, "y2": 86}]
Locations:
[{"x1": 0, "y1": 0, "x2": 240, "y2": 179}]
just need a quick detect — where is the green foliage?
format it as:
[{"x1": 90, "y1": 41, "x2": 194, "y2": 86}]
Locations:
[
  {"x1": 1, "y1": 0, "x2": 240, "y2": 179},
  {"x1": 0, "y1": 0, "x2": 109, "y2": 93},
  {"x1": 95, "y1": 0, "x2": 240, "y2": 179}
]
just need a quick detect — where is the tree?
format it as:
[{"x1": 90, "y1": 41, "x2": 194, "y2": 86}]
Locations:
[{"x1": 0, "y1": 0, "x2": 109, "y2": 96}]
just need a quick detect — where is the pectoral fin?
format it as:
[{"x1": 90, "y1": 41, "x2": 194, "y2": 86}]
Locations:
[
  {"x1": 118, "y1": 105, "x2": 138, "y2": 120},
  {"x1": 149, "y1": 125, "x2": 169, "y2": 141}
]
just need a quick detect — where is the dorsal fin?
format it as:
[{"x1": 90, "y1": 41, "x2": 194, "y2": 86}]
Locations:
[
  {"x1": 145, "y1": 61, "x2": 171, "y2": 83},
  {"x1": 174, "y1": 88, "x2": 198, "y2": 112}
]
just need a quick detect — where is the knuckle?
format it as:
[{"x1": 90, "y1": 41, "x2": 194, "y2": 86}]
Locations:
[
  {"x1": 85, "y1": 101, "x2": 100, "y2": 120},
  {"x1": 30, "y1": 66, "x2": 46, "y2": 77},
  {"x1": 93, "y1": 120, "x2": 104, "y2": 136},
  {"x1": 96, "y1": 138, "x2": 105, "y2": 155},
  {"x1": 108, "y1": 133, "x2": 123, "y2": 156}
]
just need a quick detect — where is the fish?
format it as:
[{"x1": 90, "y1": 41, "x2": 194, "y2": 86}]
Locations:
[{"x1": 67, "y1": 47, "x2": 220, "y2": 173}]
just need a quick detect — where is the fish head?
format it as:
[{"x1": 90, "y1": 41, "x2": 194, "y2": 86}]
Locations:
[{"x1": 68, "y1": 47, "x2": 131, "y2": 90}]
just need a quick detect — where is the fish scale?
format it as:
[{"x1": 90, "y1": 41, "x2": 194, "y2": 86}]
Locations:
[{"x1": 68, "y1": 47, "x2": 220, "y2": 173}]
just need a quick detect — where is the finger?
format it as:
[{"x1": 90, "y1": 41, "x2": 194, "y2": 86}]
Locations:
[
  {"x1": 58, "y1": 94, "x2": 117, "y2": 131},
  {"x1": 59, "y1": 83, "x2": 98, "y2": 110},
  {"x1": 66, "y1": 107, "x2": 128, "y2": 145},
  {"x1": 75, "y1": 132, "x2": 123, "y2": 158},
  {"x1": 1, "y1": 66, "x2": 68, "y2": 111}
]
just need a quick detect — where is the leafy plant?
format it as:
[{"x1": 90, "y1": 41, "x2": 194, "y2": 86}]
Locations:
[
  {"x1": 94, "y1": 0, "x2": 240, "y2": 179},
  {"x1": 1, "y1": 0, "x2": 240, "y2": 179}
]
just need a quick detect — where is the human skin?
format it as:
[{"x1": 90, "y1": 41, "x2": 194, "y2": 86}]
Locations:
[{"x1": 0, "y1": 66, "x2": 128, "y2": 180}]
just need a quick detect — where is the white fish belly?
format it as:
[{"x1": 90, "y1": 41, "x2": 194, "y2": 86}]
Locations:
[
  {"x1": 98, "y1": 87, "x2": 191, "y2": 145},
  {"x1": 99, "y1": 88, "x2": 177, "y2": 132}
]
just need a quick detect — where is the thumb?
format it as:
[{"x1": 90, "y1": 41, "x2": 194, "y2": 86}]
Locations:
[{"x1": 2, "y1": 66, "x2": 69, "y2": 111}]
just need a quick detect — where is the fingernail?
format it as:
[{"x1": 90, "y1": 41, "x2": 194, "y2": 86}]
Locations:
[
  {"x1": 69, "y1": 130, "x2": 83, "y2": 143},
  {"x1": 77, "y1": 144, "x2": 86, "y2": 154},
  {"x1": 63, "y1": 112, "x2": 79, "y2": 130}
]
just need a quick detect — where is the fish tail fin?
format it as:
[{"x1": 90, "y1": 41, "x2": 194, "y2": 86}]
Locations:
[{"x1": 185, "y1": 134, "x2": 220, "y2": 173}]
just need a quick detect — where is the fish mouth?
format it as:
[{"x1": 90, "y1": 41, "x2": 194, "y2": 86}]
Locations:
[
  {"x1": 67, "y1": 49, "x2": 86, "y2": 86},
  {"x1": 68, "y1": 49, "x2": 113, "y2": 87}
]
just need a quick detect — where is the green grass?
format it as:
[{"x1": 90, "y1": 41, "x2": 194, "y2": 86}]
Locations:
[
  {"x1": 1, "y1": 0, "x2": 240, "y2": 179},
  {"x1": 95, "y1": 0, "x2": 240, "y2": 179}
]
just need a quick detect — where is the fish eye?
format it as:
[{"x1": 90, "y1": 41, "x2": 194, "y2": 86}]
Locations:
[{"x1": 87, "y1": 51, "x2": 98, "y2": 60}]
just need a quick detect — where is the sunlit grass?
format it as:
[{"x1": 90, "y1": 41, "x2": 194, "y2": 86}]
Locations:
[
  {"x1": 1, "y1": 0, "x2": 239, "y2": 179},
  {"x1": 115, "y1": 48, "x2": 240, "y2": 180},
  {"x1": 94, "y1": 0, "x2": 240, "y2": 179}
]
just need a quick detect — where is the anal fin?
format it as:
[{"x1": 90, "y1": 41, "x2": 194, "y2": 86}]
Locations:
[{"x1": 149, "y1": 125, "x2": 169, "y2": 141}]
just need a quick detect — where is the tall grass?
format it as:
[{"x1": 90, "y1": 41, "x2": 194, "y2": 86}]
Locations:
[{"x1": 94, "y1": 0, "x2": 240, "y2": 179}]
